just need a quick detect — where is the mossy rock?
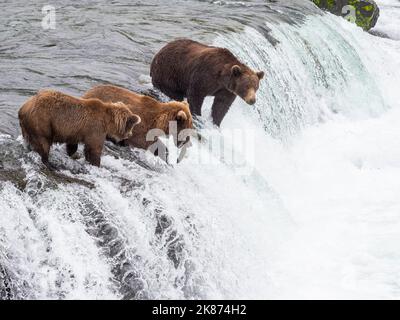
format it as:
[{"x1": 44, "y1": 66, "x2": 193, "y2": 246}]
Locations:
[{"x1": 312, "y1": 0, "x2": 380, "y2": 31}]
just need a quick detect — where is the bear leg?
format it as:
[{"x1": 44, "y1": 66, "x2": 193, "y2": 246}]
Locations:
[
  {"x1": 211, "y1": 90, "x2": 237, "y2": 127},
  {"x1": 66, "y1": 143, "x2": 78, "y2": 157},
  {"x1": 31, "y1": 137, "x2": 51, "y2": 167},
  {"x1": 187, "y1": 92, "x2": 205, "y2": 117},
  {"x1": 84, "y1": 144, "x2": 103, "y2": 167},
  {"x1": 152, "y1": 83, "x2": 185, "y2": 102}
]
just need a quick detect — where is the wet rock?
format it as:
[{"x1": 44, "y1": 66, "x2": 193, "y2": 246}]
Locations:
[
  {"x1": 167, "y1": 234, "x2": 185, "y2": 269},
  {"x1": 155, "y1": 214, "x2": 172, "y2": 235},
  {"x1": 0, "y1": 136, "x2": 94, "y2": 191},
  {"x1": 0, "y1": 264, "x2": 13, "y2": 300},
  {"x1": 43, "y1": 169, "x2": 95, "y2": 190},
  {"x1": 78, "y1": 198, "x2": 148, "y2": 300},
  {"x1": 0, "y1": 169, "x2": 27, "y2": 191}
]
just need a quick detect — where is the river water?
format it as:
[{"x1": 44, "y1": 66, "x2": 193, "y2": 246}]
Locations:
[{"x1": 1, "y1": 0, "x2": 400, "y2": 299}]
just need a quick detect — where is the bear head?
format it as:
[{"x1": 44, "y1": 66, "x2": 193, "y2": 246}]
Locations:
[
  {"x1": 225, "y1": 65, "x2": 264, "y2": 105},
  {"x1": 107, "y1": 102, "x2": 141, "y2": 142},
  {"x1": 160, "y1": 101, "x2": 193, "y2": 148}
]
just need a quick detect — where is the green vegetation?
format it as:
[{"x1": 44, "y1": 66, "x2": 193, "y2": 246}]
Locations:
[{"x1": 311, "y1": 0, "x2": 380, "y2": 31}]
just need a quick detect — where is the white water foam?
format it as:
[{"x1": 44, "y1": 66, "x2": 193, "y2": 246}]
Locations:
[{"x1": 374, "y1": 0, "x2": 400, "y2": 40}]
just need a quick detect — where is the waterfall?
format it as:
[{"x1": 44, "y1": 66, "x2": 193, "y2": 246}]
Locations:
[{"x1": 1, "y1": 6, "x2": 400, "y2": 299}]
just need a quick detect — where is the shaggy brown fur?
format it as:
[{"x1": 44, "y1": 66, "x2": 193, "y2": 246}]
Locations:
[
  {"x1": 82, "y1": 85, "x2": 193, "y2": 151},
  {"x1": 18, "y1": 90, "x2": 141, "y2": 167},
  {"x1": 150, "y1": 39, "x2": 265, "y2": 126}
]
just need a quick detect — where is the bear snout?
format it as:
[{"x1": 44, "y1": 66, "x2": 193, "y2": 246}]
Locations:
[
  {"x1": 246, "y1": 98, "x2": 256, "y2": 105},
  {"x1": 244, "y1": 89, "x2": 257, "y2": 105},
  {"x1": 245, "y1": 96, "x2": 256, "y2": 105}
]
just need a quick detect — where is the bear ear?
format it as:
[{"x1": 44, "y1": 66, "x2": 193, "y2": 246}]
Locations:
[
  {"x1": 257, "y1": 71, "x2": 265, "y2": 80},
  {"x1": 176, "y1": 110, "x2": 187, "y2": 122},
  {"x1": 231, "y1": 65, "x2": 242, "y2": 77},
  {"x1": 125, "y1": 114, "x2": 141, "y2": 133},
  {"x1": 183, "y1": 101, "x2": 190, "y2": 108}
]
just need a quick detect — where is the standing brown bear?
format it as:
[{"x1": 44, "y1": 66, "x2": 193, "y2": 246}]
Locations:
[
  {"x1": 82, "y1": 85, "x2": 193, "y2": 152},
  {"x1": 150, "y1": 39, "x2": 265, "y2": 126},
  {"x1": 18, "y1": 90, "x2": 141, "y2": 168}
]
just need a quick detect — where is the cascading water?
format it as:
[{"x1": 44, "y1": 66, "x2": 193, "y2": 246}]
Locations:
[
  {"x1": 212, "y1": 11, "x2": 400, "y2": 298},
  {"x1": 1, "y1": 0, "x2": 400, "y2": 299}
]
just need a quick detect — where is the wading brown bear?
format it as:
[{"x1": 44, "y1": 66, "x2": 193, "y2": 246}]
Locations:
[
  {"x1": 82, "y1": 85, "x2": 193, "y2": 153},
  {"x1": 150, "y1": 39, "x2": 265, "y2": 126},
  {"x1": 18, "y1": 90, "x2": 141, "y2": 168}
]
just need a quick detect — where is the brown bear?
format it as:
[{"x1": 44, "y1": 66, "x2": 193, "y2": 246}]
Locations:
[
  {"x1": 18, "y1": 90, "x2": 141, "y2": 168},
  {"x1": 82, "y1": 85, "x2": 193, "y2": 154},
  {"x1": 150, "y1": 39, "x2": 265, "y2": 126}
]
